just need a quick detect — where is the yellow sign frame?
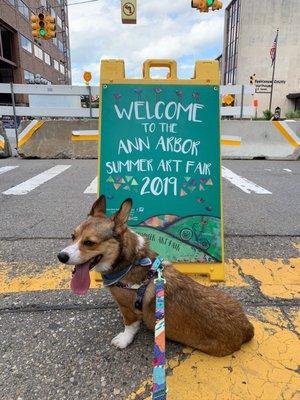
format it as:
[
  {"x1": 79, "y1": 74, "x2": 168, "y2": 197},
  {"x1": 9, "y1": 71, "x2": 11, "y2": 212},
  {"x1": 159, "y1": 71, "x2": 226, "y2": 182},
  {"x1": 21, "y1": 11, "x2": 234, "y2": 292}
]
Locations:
[{"x1": 98, "y1": 59, "x2": 225, "y2": 281}]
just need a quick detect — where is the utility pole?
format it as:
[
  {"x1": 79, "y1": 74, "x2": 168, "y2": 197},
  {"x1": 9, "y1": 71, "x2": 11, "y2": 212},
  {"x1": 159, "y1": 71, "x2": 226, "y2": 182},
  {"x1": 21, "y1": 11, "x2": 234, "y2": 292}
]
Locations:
[
  {"x1": 269, "y1": 29, "x2": 279, "y2": 112},
  {"x1": 61, "y1": 0, "x2": 69, "y2": 84}
]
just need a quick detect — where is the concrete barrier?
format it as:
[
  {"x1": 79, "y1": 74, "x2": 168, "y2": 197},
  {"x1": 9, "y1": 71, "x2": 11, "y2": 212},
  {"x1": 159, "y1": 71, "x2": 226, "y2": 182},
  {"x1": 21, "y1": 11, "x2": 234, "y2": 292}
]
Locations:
[
  {"x1": 17, "y1": 119, "x2": 300, "y2": 160},
  {"x1": 0, "y1": 122, "x2": 12, "y2": 158},
  {"x1": 18, "y1": 119, "x2": 98, "y2": 158},
  {"x1": 221, "y1": 120, "x2": 300, "y2": 160}
]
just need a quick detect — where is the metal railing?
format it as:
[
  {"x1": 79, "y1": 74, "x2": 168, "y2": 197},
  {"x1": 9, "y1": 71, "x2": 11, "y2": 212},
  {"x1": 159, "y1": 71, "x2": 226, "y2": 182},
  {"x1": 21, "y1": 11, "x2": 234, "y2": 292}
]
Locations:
[{"x1": 0, "y1": 83, "x2": 255, "y2": 119}]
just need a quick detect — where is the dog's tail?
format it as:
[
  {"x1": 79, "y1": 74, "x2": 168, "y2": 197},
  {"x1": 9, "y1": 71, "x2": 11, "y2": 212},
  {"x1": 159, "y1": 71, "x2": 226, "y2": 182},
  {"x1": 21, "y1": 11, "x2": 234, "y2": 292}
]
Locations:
[{"x1": 243, "y1": 321, "x2": 255, "y2": 343}]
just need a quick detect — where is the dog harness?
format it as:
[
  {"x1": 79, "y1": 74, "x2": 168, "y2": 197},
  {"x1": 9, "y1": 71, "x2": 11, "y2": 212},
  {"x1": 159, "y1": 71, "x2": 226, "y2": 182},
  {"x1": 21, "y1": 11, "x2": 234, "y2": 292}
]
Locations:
[
  {"x1": 101, "y1": 256, "x2": 167, "y2": 399},
  {"x1": 102, "y1": 257, "x2": 161, "y2": 310}
]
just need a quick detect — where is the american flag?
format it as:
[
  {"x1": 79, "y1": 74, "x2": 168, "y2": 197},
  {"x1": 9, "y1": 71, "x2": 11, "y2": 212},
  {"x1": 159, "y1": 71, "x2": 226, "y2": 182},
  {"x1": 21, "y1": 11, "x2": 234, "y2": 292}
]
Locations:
[{"x1": 270, "y1": 31, "x2": 278, "y2": 67}]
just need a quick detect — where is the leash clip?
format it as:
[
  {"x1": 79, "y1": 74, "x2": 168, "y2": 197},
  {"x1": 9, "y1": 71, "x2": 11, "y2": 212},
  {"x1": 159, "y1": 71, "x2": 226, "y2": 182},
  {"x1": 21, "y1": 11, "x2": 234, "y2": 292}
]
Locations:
[{"x1": 155, "y1": 268, "x2": 166, "y2": 283}]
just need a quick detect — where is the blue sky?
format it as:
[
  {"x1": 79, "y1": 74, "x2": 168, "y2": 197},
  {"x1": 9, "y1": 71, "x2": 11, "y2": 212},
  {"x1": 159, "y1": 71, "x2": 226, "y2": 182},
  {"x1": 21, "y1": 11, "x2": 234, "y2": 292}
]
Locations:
[{"x1": 68, "y1": 0, "x2": 231, "y2": 85}]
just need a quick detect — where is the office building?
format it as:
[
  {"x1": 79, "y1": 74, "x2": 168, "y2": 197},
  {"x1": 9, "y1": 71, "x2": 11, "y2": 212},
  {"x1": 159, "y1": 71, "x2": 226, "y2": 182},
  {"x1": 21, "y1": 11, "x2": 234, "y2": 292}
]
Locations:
[{"x1": 221, "y1": 0, "x2": 300, "y2": 116}]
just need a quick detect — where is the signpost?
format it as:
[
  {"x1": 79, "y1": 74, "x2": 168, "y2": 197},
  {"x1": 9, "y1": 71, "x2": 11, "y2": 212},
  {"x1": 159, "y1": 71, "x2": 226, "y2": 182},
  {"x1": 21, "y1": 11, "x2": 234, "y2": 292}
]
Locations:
[
  {"x1": 83, "y1": 71, "x2": 92, "y2": 117},
  {"x1": 99, "y1": 59, "x2": 224, "y2": 280}
]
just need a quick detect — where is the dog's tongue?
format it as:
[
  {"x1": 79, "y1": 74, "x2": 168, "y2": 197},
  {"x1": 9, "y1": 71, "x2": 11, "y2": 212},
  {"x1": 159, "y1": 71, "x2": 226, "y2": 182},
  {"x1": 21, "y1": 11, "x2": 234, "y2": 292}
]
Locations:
[{"x1": 71, "y1": 262, "x2": 91, "y2": 295}]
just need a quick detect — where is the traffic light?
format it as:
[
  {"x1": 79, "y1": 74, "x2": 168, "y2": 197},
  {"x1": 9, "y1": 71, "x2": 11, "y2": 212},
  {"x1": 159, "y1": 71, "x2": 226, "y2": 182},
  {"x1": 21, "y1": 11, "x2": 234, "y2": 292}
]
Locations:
[
  {"x1": 250, "y1": 74, "x2": 256, "y2": 85},
  {"x1": 31, "y1": 13, "x2": 55, "y2": 39},
  {"x1": 45, "y1": 16, "x2": 56, "y2": 39},
  {"x1": 191, "y1": 0, "x2": 222, "y2": 12},
  {"x1": 38, "y1": 13, "x2": 46, "y2": 38}
]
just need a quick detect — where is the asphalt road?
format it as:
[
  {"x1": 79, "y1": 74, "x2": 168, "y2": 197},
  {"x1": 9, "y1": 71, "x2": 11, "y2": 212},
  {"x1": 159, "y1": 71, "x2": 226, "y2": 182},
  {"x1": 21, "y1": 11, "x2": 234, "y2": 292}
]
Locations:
[{"x1": 0, "y1": 158, "x2": 299, "y2": 399}]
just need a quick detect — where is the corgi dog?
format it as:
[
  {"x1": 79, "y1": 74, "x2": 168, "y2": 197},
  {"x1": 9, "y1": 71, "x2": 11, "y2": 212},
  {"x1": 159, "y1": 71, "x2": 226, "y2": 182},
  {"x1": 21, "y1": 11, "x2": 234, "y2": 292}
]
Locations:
[{"x1": 57, "y1": 195, "x2": 254, "y2": 356}]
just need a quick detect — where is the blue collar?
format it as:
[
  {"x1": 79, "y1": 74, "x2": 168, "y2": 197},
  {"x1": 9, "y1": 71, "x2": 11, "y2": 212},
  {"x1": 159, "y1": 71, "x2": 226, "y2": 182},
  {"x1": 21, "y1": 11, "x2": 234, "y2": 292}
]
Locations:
[{"x1": 101, "y1": 257, "x2": 152, "y2": 287}]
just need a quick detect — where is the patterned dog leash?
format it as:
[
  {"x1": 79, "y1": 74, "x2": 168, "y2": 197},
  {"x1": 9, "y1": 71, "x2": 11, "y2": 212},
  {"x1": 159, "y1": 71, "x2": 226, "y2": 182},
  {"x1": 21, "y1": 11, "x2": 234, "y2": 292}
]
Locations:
[
  {"x1": 102, "y1": 255, "x2": 167, "y2": 398},
  {"x1": 151, "y1": 256, "x2": 167, "y2": 400}
]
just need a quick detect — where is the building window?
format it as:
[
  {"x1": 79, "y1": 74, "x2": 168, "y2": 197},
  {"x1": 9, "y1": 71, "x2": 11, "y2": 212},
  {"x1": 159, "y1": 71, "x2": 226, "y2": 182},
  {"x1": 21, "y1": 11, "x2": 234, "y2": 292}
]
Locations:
[
  {"x1": 60, "y1": 63, "x2": 65, "y2": 74},
  {"x1": 0, "y1": 27, "x2": 14, "y2": 62},
  {"x1": 24, "y1": 70, "x2": 35, "y2": 83},
  {"x1": 18, "y1": 0, "x2": 30, "y2": 19},
  {"x1": 34, "y1": 44, "x2": 43, "y2": 60},
  {"x1": 7, "y1": 0, "x2": 15, "y2": 6},
  {"x1": 53, "y1": 37, "x2": 58, "y2": 46},
  {"x1": 40, "y1": 0, "x2": 47, "y2": 6},
  {"x1": 44, "y1": 52, "x2": 51, "y2": 65},
  {"x1": 57, "y1": 15, "x2": 62, "y2": 28},
  {"x1": 58, "y1": 40, "x2": 63, "y2": 52},
  {"x1": 51, "y1": 8, "x2": 56, "y2": 18},
  {"x1": 21, "y1": 35, "x2": 32, "y2": 53},
  {"x1": 53, "y1": 59, "x2": 59, "y2": 70}
]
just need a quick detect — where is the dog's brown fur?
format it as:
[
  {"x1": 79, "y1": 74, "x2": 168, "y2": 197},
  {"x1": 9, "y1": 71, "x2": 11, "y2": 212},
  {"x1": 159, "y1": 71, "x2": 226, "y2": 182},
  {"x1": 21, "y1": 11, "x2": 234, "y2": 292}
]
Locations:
[{"x1": 65, "y1": 196, "x2": 254, "y2": 357}]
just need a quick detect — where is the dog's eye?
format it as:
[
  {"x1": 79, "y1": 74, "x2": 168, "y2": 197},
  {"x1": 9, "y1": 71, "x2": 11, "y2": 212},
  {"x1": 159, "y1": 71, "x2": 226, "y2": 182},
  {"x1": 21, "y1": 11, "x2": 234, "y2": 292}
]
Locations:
[
  {"x1": 83, "y1": 240, "x2": 95, "y2": 247},
  {"x1": 71, "y1": 234, "x2": 75, "y2": 241}
]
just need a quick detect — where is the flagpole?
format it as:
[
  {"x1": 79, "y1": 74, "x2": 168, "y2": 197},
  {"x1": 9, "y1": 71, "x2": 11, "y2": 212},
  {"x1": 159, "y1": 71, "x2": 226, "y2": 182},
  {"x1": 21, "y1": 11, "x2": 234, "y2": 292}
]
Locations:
[{"x1": 269, "y1": 29, "x2": 279, "y2": 112}]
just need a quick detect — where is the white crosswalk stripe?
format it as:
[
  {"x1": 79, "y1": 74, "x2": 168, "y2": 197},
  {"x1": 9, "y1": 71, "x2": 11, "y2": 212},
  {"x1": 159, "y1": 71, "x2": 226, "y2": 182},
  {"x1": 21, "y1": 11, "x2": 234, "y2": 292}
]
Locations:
[
  {"x1": 3, "y1": 165, "x2": 71, "y2": 195},
  {"x1": 222, "y1": 166, "x2": 272, "y2": 194},
  {"x1": 0, "y1": 164, "x2": 273, "y2": 196},
  {"x1": 0, "y1": 166, "x2": 19, "y2": 175},
  {"x1": 84, "y1": 177, "x2": 97, "y2": 194}
]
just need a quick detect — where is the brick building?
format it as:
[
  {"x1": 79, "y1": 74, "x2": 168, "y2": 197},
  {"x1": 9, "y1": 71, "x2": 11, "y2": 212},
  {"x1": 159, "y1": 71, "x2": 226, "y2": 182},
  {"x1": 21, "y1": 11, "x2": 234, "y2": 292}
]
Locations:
[{"x1": 0, "y1": 0, "x2": 71, "y2": 103}]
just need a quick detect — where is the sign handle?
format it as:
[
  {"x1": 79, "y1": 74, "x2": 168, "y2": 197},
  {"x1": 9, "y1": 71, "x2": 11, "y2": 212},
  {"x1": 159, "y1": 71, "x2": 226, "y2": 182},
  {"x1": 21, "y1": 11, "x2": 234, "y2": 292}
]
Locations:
[{"x1": 143, "y1": 59, "x2": 177, "y2": 80}]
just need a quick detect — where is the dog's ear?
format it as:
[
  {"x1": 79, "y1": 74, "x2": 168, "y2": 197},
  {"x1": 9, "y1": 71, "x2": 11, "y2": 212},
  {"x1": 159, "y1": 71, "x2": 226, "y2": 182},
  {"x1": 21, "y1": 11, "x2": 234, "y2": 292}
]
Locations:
[
  {"x1": 112, "y1": 198, "x2": 132, "y2": 230},
  {"x1": 89, "y1": 195, "x2": 106, "y2": 217}
]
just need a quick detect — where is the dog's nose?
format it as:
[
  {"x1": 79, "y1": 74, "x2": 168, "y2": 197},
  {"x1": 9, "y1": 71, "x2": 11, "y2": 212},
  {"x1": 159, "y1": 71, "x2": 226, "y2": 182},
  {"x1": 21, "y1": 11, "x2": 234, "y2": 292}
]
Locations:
[{"x1": 57, "y1": 252, "x2": 69, "y2": 263}]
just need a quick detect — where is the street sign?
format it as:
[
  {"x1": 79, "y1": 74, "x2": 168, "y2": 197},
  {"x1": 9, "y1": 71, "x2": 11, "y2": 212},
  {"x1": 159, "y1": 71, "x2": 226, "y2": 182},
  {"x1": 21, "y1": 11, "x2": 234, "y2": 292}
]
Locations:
[
  {"x1": 222, "y1": 94, "x2": 234, "y2": 105},
  {"x1": 83, "y1": 71, "x2": 92, "y2": 83},
  {"x1": 99, "y1": 59, "x2": 224, "y2": 280},
  {"x1": 121, "y1": 0, "x2": 136, "y2": 24}
]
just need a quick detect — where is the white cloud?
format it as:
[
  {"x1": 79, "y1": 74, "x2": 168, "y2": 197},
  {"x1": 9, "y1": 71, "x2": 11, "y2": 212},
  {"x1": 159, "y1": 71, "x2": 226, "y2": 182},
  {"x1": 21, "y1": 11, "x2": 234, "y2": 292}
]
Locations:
[{"x1": 68, "y1": 0, "x2": 231, "y2": 85}]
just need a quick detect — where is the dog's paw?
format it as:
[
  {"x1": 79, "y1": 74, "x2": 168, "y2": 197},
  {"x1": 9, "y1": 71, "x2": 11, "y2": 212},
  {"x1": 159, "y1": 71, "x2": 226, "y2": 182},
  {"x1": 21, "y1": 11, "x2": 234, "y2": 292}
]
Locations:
[
  {"x1": 111, "y1": 321, "x2": 140, "y2": 349},
  {"x1": 111, "y1": 332, "x2": 132, "y2": 349}
]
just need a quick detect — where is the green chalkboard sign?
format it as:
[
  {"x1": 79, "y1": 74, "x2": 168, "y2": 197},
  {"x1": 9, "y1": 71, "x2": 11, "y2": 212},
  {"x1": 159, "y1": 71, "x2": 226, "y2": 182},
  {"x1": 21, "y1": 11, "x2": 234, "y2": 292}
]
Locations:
[{"x1": 99, "y1": 83, "x2": 222, "y2": 263}]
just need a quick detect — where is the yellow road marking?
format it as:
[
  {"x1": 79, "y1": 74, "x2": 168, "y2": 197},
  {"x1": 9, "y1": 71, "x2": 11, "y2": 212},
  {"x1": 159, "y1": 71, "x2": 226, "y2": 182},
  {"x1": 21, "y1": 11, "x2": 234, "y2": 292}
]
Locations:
[
  {"x1": 0, "y1": 259, "x2": 251, "y2": 293},
  {"x1": 237, "y1": 258, "x2": 300, "y2": 299},
  {"x1": 0, "y1": 257, "x2": 298, "y2": 399},
  {"x1": 1, "y1": 258, "x2": 299, "y2": 294},
  {"x1": 128, "y1": 309, "x2": 300, "y2": 400},
  {"x1": 0, "y1": 262, "x2": 101, "y2": 293},
  {"x1": 293, "y1": 242, "x2": 300, "y2": 252}
]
